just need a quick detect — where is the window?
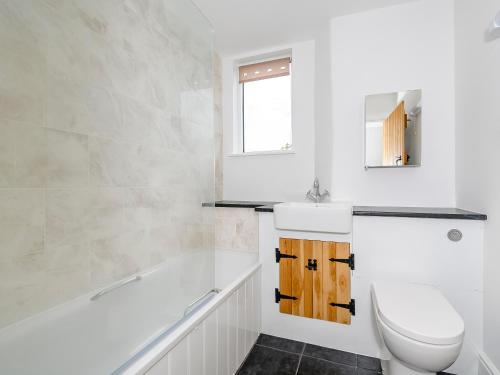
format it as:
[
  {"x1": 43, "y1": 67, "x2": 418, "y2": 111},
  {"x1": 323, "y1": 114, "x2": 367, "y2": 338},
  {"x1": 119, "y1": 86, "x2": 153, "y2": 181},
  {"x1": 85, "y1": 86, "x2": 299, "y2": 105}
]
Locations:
[{"x1": 239, "y1": 57, "x2": 292, "y2": 153}]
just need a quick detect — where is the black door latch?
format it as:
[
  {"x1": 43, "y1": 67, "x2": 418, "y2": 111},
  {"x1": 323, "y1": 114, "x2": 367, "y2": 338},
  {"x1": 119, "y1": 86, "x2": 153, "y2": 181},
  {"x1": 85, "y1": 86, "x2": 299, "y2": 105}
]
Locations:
[{"x1": 305, "y1": 259, "x2": 317, "y2": 271}]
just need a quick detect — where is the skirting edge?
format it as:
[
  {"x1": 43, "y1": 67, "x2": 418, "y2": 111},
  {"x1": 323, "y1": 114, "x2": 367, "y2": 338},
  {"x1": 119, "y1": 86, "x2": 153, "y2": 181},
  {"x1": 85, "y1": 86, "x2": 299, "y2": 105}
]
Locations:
[{"x1": 479, "y1": 351, "x2": 500, "y2": 375}]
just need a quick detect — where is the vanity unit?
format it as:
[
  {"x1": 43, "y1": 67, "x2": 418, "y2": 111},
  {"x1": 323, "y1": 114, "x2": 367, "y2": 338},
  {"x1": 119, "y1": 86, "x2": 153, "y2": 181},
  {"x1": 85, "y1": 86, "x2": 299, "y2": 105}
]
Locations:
[
  {"x1": 266, "y1": 204, "x2": 485, "y2": 375},
  {"x1": 207, "y1": 200, "x2": 486, "y2": 375},
  {"x1": 273, "y1": 200, "x2": 356, "y2": 325}
]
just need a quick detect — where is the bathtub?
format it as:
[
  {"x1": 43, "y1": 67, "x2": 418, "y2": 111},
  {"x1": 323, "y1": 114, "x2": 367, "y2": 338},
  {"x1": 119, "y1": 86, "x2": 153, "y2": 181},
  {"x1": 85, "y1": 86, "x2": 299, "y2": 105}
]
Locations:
[{"x1": 0, "y1": 250, "x2": 261, "y2": 375}]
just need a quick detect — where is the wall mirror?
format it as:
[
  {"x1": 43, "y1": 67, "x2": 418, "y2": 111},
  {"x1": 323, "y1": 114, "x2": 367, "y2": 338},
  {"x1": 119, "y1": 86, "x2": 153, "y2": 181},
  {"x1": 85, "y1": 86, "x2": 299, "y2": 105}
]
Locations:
[{"x1": 364, "y1": 89, "x2": 422, "y2": 168}]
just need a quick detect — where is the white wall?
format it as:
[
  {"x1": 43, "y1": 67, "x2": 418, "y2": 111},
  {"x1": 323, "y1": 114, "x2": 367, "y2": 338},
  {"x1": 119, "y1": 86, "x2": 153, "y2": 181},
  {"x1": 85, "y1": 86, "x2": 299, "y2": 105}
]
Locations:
[
  {"x1": 366, "y1": 126, "x2": 383, "y2": 166},
  {"x1": 222, "y1": 0, "x2": 457, "y2": 206},
  {"x1": 455, "y1": 0, "x2": 500, "y2": 372},
  {"x1": 329, "y1": 0, "x2": 456, "y2": 206},
  {"x1": 222, "y1": 41, "x2": 316, "y2": 201},
  {"x1": 314, "y1": 26, "x2": 334, "y2": 192}
]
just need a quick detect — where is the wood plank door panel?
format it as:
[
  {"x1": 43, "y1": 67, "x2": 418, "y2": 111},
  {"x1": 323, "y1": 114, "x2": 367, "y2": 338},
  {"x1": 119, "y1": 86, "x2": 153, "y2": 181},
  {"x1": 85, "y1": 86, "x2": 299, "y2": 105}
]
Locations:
[
  {"x1": 279, "y1": 238, "x2": 293, "y2": 314},
  {"x1": 291, "y1": 239, "x2": 305, "y2": 316},
  {"x1": 312, "y1": 240, "x2": 323, "y2": 320},
  {"x1": 291, "y1": 239, "x2": 313, "y2": 318},
  {"x1": 303, "y1": 240, "x2": 314, "y2": 318},
  {"x1": 322, "y1": 241, "x2": 337, "y2": 322},
  {"x1": 333, "y1": 242, "x2": 351, "y2": 324}
]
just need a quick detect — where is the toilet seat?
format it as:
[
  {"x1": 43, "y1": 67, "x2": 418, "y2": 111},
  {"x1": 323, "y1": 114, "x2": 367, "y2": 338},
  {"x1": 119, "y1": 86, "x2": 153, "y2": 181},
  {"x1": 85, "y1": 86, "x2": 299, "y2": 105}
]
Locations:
[{"x1": 372, "y1": 282, "x2": 464, "y2": 345}]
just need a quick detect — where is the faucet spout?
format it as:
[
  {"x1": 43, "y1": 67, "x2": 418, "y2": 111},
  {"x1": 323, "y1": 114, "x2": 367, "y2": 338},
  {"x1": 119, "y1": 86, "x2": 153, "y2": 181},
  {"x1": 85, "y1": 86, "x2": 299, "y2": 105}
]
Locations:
[{"x1": 305, "y1": 178, "x2": 329, "y2": 203}]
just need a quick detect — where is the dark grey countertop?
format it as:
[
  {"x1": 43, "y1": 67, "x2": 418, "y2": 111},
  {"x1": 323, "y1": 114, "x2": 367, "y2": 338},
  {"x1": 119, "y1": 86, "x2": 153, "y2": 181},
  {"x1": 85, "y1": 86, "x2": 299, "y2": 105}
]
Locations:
[
  {"x1": 203, "y1": 201, "x2": 487, "y2": 221},
  {"x1": 352, "y1": 206, "x2": 487, "y2": 220},
  {"x1": 202, "y1": 200, "x2": 279, "y2": 209}
]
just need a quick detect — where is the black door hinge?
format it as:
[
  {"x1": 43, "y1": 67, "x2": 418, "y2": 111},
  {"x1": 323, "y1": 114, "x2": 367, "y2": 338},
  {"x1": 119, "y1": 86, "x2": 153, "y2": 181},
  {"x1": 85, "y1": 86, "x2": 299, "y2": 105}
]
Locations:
[
  {"x1": 275, "y1": 248, "x2": 298, "y2": 263},
  {"x1": 275, "y1": 288, "x2": 297, "y2": 303},
  {"x1": 329, "y1": 299, "x2": 356, "y2": 316},
  {"x1": 329, "y1": 253, "x2": 355, "y2": 270},
  {"x1": 305, "y1": 259, "x2": 317, "y2": 271}
]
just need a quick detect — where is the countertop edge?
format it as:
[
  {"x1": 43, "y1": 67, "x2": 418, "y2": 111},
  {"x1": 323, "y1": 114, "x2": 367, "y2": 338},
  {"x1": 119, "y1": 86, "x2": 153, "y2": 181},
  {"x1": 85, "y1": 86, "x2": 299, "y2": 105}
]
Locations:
[
  {"x1": 352, "y1": 210, "x2": 487, "y2": 221},
  {"x1": 202, "y1": 201, "x2": 487, "y2": 221}
]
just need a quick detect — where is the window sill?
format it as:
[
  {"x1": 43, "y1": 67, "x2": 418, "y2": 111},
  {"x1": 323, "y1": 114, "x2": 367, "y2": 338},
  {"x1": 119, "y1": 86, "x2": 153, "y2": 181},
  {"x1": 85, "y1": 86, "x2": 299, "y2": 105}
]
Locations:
[{"x1": 227, "y1": 150, "x2": 295, "y2": 157}]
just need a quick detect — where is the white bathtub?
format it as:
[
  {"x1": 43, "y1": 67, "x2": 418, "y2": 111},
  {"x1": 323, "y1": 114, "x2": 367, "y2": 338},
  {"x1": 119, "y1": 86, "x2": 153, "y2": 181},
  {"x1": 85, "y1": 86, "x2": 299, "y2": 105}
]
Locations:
[{"x1": 0, "y1": 250, "x2": 261, "y2": 375}]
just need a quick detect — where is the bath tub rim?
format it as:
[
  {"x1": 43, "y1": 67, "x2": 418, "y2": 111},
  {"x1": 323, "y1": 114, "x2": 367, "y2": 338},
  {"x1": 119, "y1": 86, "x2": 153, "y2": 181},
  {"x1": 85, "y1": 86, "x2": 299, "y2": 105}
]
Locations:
[{"x1": 116, "y1": 262, "x2": 262, "y2": 375}]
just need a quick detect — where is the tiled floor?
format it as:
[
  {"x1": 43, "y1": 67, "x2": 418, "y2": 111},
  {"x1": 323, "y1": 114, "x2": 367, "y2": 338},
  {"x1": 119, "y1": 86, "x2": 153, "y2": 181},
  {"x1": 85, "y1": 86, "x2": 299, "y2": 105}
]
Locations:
[
  {"x1": 237, "y1": 334, "x2": 381, "y2": 375},
  {"x1": 237, "y1": 334, "x2": 456, "y2": 375}
]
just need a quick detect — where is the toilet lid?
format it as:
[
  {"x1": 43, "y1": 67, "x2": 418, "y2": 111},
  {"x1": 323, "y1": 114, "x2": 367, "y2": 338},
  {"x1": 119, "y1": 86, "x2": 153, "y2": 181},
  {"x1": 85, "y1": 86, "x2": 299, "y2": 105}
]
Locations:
[{"x1": 372, "y1": 282, "x2": 464, "y2": 345}]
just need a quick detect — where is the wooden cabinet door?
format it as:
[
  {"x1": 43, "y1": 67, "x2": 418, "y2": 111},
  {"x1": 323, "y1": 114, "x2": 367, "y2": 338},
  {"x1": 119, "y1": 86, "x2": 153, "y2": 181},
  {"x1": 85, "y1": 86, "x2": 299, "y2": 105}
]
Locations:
[
  {"x1": 279, "y1": 238, "x2": 316, "y2": 318},
  {"x1": 322, "y1": 241, "x2": 352, "y2": 324},
  {"x1": 279, "y1": 238, "x2": 352, "y2": 325}
]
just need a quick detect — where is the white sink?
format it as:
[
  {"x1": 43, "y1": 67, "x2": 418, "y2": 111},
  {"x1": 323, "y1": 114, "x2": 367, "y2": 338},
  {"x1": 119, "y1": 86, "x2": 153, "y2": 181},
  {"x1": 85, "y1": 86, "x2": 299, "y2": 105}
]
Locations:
[{"x1": 273, "y1": 201, "x2": 353, "y2": 234}]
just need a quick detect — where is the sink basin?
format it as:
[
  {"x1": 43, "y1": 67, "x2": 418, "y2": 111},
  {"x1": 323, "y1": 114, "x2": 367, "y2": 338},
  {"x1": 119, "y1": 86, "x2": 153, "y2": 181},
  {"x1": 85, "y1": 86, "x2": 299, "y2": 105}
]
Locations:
[{"x1": 273, "y1": 201, "x2": 353, "y2": 234}]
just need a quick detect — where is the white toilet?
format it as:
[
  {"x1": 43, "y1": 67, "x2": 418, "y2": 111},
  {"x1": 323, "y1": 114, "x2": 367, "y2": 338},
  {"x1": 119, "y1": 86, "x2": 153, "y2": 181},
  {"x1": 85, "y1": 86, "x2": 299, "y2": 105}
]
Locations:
[{"x1": 371, "y1": 282, "x2": 464, "y2": 375}]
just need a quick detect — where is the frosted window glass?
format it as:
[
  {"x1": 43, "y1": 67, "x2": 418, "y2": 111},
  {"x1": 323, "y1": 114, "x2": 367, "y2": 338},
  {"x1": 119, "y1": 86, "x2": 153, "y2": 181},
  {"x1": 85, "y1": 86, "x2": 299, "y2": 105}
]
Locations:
[{"x1": 242, "y1": 75, "x2": 292, "y2": 152}]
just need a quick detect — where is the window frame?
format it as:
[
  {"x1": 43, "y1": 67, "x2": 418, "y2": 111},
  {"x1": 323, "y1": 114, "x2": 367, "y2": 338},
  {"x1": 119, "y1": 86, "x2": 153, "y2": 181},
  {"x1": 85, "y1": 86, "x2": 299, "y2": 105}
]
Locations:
[{"x1": 234, "y1": 54, "x2": 293, "y2": 155}]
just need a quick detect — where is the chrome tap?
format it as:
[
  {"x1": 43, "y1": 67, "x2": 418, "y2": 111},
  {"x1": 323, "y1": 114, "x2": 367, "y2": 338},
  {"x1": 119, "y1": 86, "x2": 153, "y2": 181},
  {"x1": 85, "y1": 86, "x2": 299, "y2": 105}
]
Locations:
[{"x1": 306, "y1": 177, "x2": 330, "y2": 203}]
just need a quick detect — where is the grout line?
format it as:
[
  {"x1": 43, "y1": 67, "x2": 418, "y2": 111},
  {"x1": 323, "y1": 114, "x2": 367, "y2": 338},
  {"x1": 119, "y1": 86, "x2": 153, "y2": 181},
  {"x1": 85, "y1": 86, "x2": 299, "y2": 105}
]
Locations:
[
  {"x1": 254, "y1": 343, "x2": 303, "y2": 356},
  {"x1": 301, "y1": 353, "x2": 357, "y2": 369},
  {"x1": 255, "y1": 342, "x2": 359, "y2": 369},
  {"x1": 293, "y1": 343, "x2": 306, "y2": 375},
  {"x1": 236, "y1": 343, "x2": 302, "y2": 375}
]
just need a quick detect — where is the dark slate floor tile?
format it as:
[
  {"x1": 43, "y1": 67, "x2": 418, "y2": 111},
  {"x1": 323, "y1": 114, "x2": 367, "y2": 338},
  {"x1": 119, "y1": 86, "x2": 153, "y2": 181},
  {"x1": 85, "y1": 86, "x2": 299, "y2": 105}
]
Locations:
[
  {"x1": 237, "y1": 345, "x2": 300, "y2": 375},
  {"x1": 297, "y1": 356, "x2": 356, "y2": 375},
  {"x1": 303, "y1": 344, "x2": 357, "y2": 366},
  {"x1": 356, "y1": 355, "x2": 382, "y2": 371},
  {"x1": 356, "y1": 368, "x2": 381, "y2": 375},
  {"x1": 256, "y1": 334, "x2": 305, "y2": 354}
]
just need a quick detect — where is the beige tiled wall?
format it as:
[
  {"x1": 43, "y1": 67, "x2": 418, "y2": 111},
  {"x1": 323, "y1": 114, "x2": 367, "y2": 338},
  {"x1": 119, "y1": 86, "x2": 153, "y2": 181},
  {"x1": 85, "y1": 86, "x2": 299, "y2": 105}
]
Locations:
[
  {"x1": 0, "y1": 0, "x2": 215, "y2": 328},
  {"x1": 215, "y1": 208, "x2": 259, "y2": 253},
  {"x1": 214, "y1": 54, "x2": 224, "y2": 201},
  {"x1": 212, "y1": 56, "x2": 258, "y2": 254}
]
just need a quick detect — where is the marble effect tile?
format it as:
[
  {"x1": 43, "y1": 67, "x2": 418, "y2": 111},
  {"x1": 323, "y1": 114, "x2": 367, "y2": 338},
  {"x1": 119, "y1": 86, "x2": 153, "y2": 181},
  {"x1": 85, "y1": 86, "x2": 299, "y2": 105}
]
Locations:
[
  {"x1": 0, "y1": 0, "x2": 215, "y2": 328},
  {"x1": 215, "y1": 208, "x2": 259, "y2": 253},
  {"x1": 0, "y1": 189, "x2": 44, "y2": 261}
]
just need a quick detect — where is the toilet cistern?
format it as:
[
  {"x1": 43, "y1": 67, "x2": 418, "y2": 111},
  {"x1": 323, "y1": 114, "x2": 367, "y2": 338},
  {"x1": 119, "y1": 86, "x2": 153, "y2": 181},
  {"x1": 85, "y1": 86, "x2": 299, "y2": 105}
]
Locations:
[{"x1": 306, "y1": 177, "x2": 329, "y2": 203}]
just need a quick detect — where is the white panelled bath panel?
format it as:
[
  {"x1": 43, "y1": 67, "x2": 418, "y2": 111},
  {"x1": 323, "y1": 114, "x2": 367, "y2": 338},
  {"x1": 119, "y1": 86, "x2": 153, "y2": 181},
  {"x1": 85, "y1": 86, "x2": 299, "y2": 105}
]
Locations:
[{"x1": 146, "y1": 268, "x2": 261, "y2": 375}]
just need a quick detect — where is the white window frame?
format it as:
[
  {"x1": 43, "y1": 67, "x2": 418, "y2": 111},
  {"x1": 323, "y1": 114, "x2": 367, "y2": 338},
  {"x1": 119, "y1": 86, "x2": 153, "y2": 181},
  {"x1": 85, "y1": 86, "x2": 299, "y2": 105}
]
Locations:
[{"x1": 231, "y1": 51, "x2": 294, "y2": 156}]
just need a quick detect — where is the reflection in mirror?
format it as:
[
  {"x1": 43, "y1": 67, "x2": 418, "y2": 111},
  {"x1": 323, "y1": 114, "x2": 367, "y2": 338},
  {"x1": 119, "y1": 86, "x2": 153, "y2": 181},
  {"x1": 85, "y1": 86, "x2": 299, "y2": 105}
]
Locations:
[{"x1": 365, "y1": 89, "x2": 422, "y2": 168}]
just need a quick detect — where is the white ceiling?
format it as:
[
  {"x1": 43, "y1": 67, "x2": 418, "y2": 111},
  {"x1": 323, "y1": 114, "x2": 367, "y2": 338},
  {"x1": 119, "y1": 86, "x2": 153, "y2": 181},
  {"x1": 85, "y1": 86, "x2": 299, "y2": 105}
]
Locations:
[{"x1": 192, "y1": 0, "x2": 417, "y2": 56}]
